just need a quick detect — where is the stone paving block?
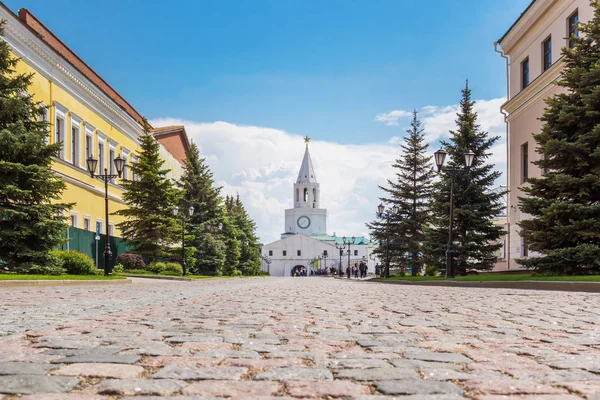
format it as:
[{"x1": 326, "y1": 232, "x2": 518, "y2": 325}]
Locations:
[
  {"x1": 164, "y1": 336, "x2": 223, "y2": 343},
  {"x1": 336, "y1": 367, "x2": 419, "y2": 381},
  {"x1": 182, "y1": 380, "x2": 281, "y2": 396},
  {"x1": 561, "y1": 380, "x2": 600, "y2": 397},
  {"x1": 121, "y1": 397, "x2": 219, "y2": 400},
  {"x1": 93, "y1": 378, "x2": 187, "y2": 396},
  {"x1": 152, "y1": 365, "x2": 247, "y2": 380},
  {"x1": 355, "y1": 396, "x2": 466, "y2": 400},
  {"x1": 545, "y1": 355, "x2": 600, "y2": 373},
  {"x1": 221, "y1": 358, "x2": 306, "y2": 369},
  {"x1": 0, "y1": 361, "x2": 58, "y2": 375},
  {"x1": 476, "y1": 396, "x2": 582, "y2": 400},
  {"x1": 254, "y1": 367, "x2": 333, "y2": 381},
  {"x1": 52, "y1": 354, "x2": 140, "y2": 364},
  {"x1": 507, "y1": 368, "x2": 599, "y2": 382},
  {"x1": 51, "y1": 363, "x2": 144, "y2": 379},
  {"x1": 193, "y1": 349, "x2": 260, "y2": 359},
  {"x1": 463, "y1": 378, "x2": 568, "y2": 395},
  {"x1": 403, "y1": 350, "x2": 472, "y2": 363},
  {"x1": 20, "y1": 395, "x2": 109, "y2": 400},
  {"x1": 287, "y1": 381, "x2": 371, "y2": 397},
  {"x1": 0, "y1": 375, "x2": 79, "y2": 394},
  {"x1": 324, "y1": 358, "x2": 391, "y2": 369},
  {"x1": 376, "y1": 380, "x2": 464, "y2": 396}
]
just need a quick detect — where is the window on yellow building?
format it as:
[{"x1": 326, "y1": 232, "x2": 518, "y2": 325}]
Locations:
[
  {"x1": 71, "y1": 122, "x2": 80, "y2": 167},
  {"x1": 83, "y1": 217, "x2": 91, "y2": 231},
  {"x1": 70, "y1": 213, "x2": 78, "y2": 228},
  {"x1": 108, "y1": 223, "x2": 114, "y2": 236},
  {"x1": 85, "y1": 134, "x2": 92, "y2": 159},
  {"x1": 109, "y1": 148, "x2": 115, "y2": 176},
  {"x1": 55, "y1": 116, "x2": 64, "y2": 159},
  {"x1": 98, "y1": 142, "x2": 105, "y2": 173}
]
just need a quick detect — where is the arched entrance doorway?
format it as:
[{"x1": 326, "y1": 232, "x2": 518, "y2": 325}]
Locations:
[{"x1": 291, "y1": 265, "x2": 307, "y2": 277}]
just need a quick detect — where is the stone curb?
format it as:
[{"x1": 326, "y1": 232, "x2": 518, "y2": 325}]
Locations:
[
  {"x1": 123, "y1": 275, "x2": 192, "y2": 282},
  {"x1": 0, "y1": 278, "x2": 132, "y2": 288},
  {"x1": 367, "y1": 279, "x2": 600, "y2": 293}
]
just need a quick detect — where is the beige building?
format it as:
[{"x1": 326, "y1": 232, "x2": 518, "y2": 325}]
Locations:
[{"x1": 495, "y1": 0, "x2": 592, "y2": 269}]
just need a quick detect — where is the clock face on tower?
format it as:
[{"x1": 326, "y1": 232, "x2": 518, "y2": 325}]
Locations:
[{"x1": 297, "y1": 216, "x2": 311, "y2": 229}]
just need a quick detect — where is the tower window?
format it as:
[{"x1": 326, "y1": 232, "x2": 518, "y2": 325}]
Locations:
[
  {"x1": 297, "y1": 250, "x2": 301, "y2": 256},
  {"x1": 296, "y1": 188, "x2": 299, "y2": 202},
  {"x1": 303, "y1": 188, "x2": 308, "y2": 202}
]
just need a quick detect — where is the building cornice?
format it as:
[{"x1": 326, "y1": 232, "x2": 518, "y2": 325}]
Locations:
[
  {"x1": 502, "y1": 59, "x2": 562, "y2": 119},
  {"x1": 500, "y1": 0, "x2": 556, "y2": 52},
  {"x1": 0, "y1": 6, "x2": 145, "y2": 144}
]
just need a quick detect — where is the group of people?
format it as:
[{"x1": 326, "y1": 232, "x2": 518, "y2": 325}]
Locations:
[{"x1": 346, "y1": 260, "x2": 368, "y2": 279}]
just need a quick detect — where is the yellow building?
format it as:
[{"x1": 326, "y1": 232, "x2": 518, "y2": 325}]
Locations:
[{"x1": 0, "y1": 4, "x2": 189, "y2": 253}]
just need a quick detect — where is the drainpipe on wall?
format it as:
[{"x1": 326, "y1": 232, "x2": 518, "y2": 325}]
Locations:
[{"x1": 494, "y1": 41, "x2": 511, "y2": 270}]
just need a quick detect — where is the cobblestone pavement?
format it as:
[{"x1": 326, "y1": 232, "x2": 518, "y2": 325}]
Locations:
[{"x1": 0, "y1": 277, "x2": 599, "y2": 399}]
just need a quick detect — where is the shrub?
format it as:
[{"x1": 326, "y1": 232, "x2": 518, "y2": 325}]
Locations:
[
  {"x1": 116, "y1": 254, "x2": 146, "y2": 270},
  {"x1": 113, "y1": 264, "x2": 124, "y2": 273},
  {"x1": 55, "y1": 250, "x2": 97, "y2": 275},
  {"x1": 425, "y1": 264, "x2": 438, "y2": 277},
  {"x1": 147, "y1": 262, "x2": 166, "y2": 274},
  {"x1": 21, "y1": 252, "x2": 66, "y2": 275},
  {"x1": 231, "y1": 269, "x2": 243, "y2": 277},
  {"x1": 162, "y1": 262, "x2": 183, "y2": 276}
]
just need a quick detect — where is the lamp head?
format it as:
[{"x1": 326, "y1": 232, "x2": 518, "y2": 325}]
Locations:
[
  {"x1": 86, "y1": 156, "x2": 98, "y2": 178},
  {"x1": 377, "y1": 202, "x2": 385, "y2": 215},
  {"x1": 114, "y1": 154, "x2": 126, "y2": 177},
  {"x1": 434, "y1": 148, "x2": 447, "y2": 171},
  {"x1": 465, "y1": 149, "x2": 475, "y2": 168},
  {"x1": 173, "y1": 206, "x2": 179, "y2": 216}
]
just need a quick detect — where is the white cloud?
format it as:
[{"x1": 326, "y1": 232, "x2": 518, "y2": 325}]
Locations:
[
  {"x1": 151, "y1": 96, "x2": 506, "y2": 245},
  {"x1": 374, "y1": 110, "x2": 412, "y2": 126}
]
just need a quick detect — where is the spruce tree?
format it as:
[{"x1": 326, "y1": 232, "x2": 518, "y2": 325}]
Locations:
[
  {"x1": 519, "y1": 2, "x2": 600, "y2": 275},
  {"x1": 231, "y1": 194, "x2": 261, "y2": 275},
  {"x1": 0, "y1": 22, "x2": 73, "y2": 271},
  {"x1": 179, "y1": 142, "x2": 226, "y2": 275},
  {"x1": 422, "y1": 82, "x2": 506, "y2": 275},
  {"x1": 367, "y1": 111, "x2": 434, "y2": 276},
  {"x1": 222, "y1": 195, "x2": 241, "y2": 275},
  {"x1": 114, "y1": 124, "x2": 181, "y2": 261}
]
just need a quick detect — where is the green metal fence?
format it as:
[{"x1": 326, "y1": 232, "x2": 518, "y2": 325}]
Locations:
[{"x1": 59, "y1": 227, "x2": 133, "y2": 269}]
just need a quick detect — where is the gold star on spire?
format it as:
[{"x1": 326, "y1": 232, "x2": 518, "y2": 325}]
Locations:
[{"x1": 304, "y1": 136, "x2": 311, "y2": 147}]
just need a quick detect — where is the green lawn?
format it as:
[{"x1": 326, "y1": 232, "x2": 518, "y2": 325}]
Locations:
[
  {"x1": 0, "y1": 274, "x2": 126, "y2": 280},
  {"x1": 374, "y1": 273, "x2": 600, "y2": 282},
  {"x1": 117, "y1": 272, "x2": 214, "y2": 279}
]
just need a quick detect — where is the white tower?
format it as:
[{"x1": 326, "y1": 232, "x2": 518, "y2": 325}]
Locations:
[{"x1": 283, "y1": 137, "x2": 328, "y2": 237}]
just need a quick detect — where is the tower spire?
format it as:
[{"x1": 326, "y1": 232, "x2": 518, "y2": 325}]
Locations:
[{"x1": 297, "y1": 137, "x2": 316, "y2": 183}]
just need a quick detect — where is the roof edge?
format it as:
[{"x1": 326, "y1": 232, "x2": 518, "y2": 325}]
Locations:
[{"x1": 497, "y1": 0, "x2": 538, "y2": 44}]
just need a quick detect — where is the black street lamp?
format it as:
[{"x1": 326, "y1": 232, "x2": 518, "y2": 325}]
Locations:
[
  {"x1": 173, "y1": 205, "x2": 194, "y2": 276},
  {"x1": 343, "y1": 236, "x2": 356, "y2": 279},
  {"x1": 434, "y1": 148, "x2": 475, "y2": 279},
  {"x1": 320, "y1": 251, "x2": 328, "y2": 273},
  {"x1": 377, "y1": 203, "x2": 398, "y2": 278},
  {"x1": 86, "y1": 154, "x2": 126, "y2": 276}
]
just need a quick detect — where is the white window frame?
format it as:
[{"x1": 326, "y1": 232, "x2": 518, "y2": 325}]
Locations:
[
  {"x1": 39, "y1": 102, "x2": 49, "y2": 143},
  {"x1": 97, "y1": 132, "x2": 107, "y2": 175},
  {"x1": 70, "y1": 113, "x2": 83, "y2": 167},
  {"x1": 108, "y1": 223, "x2": 115, "y2": 236},
  {"x1": 131, "y1": 154, "x2": 138, "y2": 181},
  {"x1": 108, "y1": 140, "x2": 117, "y2": 177},
  {"x1": 83, "y1": 215, "x2": 92, "y2": 231},
  {"x1": 69, "y1": 212, "x2": 78, "y2": 228},
  {"x1": 84, "y1": 123, "x2": 95, "y2": 161},
  {"x1": 54, "y1": 102, "x2": 67, "y2": 160},
  {"x1": 121, "y1": 148, "x2": 130, "y2": 181},
  {"x1": 96, "y1": 219, "x2": 104, "y2": 235}
]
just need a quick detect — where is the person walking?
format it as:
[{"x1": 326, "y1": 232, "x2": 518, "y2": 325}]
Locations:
[
  {"x1": 375, "y1": 264, "x2": 380, "y2": 278},
  {"x1": 346, "y1": 265, "x2": 351, "y2": 279}
]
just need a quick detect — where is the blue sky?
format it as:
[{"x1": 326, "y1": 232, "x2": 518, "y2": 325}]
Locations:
[{"x1": 5, "y1": 0, "x2": 529, "y2": 144}]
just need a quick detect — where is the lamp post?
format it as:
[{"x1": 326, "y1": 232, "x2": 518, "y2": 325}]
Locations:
[
  {"x1": 86, "y1": 154, "x2": 126, "y2": 276},
  {"x1": 320, "y1": 251, "x2": 328, "y2": 274},
  {"x1": 343, "y1": 236, "x2": 355, "y2": 279},
  {"x1": 433, "y1": 148, "x2": 475, "y2": 279},
  {"x1": 377, "y1": 203, "x2": 398, "y2": 278},
  {"x1": 335, "y1": 237, "x2": 352, "y2": 278},
  {"x1": 173, "y1": 205, "x2": 194, "y2": 276}
]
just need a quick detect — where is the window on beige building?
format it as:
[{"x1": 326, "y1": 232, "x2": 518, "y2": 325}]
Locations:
[
  {"x1": 282, "y1": 250, "x2": 287, "y2": 256},
  {"x1": 521, "y1": 236, "x2": 529, "y2": 257},
  {"x1": 521, "y1": 142, "x2": 529, "y2": 183},
  {"x1": 521, "y1": 58, "x2": 529, "y2": 89},
  {"x1": 542, "y1": 36, "x2": 552, "y2": 71},
  {"x1": 297, "y1": 250, "x2": 301, "y2": 256},
  {"x1": 268, "y1": 250, "x2": 273, "y2": 256},
  {"x1": 568, "y1": 11, "x2": 579, "y2": 48}
]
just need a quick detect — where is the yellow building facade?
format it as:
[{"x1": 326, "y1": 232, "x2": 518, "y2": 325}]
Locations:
[{"x1": 0, "y1": 4, "x2": 185, "y2": 240}]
